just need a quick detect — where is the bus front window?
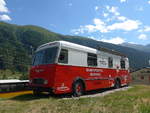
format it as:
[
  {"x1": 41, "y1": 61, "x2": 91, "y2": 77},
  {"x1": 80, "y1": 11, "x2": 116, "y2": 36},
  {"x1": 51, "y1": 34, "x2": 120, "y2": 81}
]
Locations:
[{"x1": 33, "y1": 47, "x2": 58, "y2": 66}]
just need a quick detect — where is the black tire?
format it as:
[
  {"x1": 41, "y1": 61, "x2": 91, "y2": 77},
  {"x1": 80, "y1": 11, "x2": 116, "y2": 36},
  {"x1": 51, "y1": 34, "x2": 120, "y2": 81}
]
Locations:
[
  {"x1": 126, "y1": 82, "x2": 130, "y2": 87},
  {"x1": 72, "y1": 81, "x2": 84, "y2": 97},
  {"x1": 114, "y1": 79, "x2": 121, "y2": 89}
]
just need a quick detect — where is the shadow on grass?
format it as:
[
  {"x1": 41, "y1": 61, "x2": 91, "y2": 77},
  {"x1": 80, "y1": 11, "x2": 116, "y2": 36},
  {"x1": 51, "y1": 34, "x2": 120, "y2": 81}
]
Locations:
[
  {"x1": 11, "y1": 86, "x2": 128, "y2": 101},
  {"x1": 10, "y1": 92, "x2": 73, "y2": 101},
  {"x1": 11, "y1": 93, "x2": 50, "y2": 101}
]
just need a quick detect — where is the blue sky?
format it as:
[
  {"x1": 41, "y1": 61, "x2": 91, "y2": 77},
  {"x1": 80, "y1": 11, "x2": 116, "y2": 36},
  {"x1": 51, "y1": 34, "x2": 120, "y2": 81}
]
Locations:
[{"x1": 0, "y1": 0, "x2": 150, "y2": 45}]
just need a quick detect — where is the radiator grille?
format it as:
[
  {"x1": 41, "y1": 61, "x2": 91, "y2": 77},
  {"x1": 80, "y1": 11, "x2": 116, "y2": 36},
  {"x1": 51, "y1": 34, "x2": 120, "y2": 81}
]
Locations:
[{"x1": 33, "y1": 78, "x2": 44, "y2": 85}]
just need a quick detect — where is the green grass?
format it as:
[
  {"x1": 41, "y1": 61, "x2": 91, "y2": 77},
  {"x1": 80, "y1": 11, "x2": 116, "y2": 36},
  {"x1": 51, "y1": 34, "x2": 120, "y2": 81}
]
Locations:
[
  {"x1": 0, "y1": 85, "x2": 150, "y2": 113},
  {"x1": 0, "y1": 69, "x2": 27, "y2": 80}
]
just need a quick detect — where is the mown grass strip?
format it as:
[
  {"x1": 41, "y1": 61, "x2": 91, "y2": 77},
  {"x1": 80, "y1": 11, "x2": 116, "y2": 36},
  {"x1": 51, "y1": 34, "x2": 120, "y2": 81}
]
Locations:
[{"x1": 0, "y1": 85, "x2": 149, "y2": 113}]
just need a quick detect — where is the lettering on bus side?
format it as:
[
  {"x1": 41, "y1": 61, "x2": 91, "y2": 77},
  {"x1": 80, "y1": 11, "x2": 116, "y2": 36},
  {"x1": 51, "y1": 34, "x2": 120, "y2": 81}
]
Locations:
[
  {"x1": 99, "y1": 60, "x2": 107, "y2": 65},
  {"x1": 86, "y1": 68, "x2": 103, "y2": 76}
]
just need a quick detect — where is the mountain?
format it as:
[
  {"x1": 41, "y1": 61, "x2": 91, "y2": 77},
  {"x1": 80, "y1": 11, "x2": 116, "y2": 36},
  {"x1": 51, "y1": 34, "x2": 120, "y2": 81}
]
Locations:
[
  {"x1": 121, "y1": 43, "x2": 150, "y2": 53},
  {"x1": 0, "y1": 22, "x2": 150, "y2": 75},
  {"x1": 146, "y1": 44, "x2": 150, "y2": 48}
]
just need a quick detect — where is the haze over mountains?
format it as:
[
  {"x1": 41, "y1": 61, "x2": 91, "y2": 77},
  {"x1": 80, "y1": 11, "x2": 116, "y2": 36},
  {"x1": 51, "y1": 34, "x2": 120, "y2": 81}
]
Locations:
[
  {"x1": 0, "y1": 22, "x2": 150, "y2": 74},
  {"x1": 121, "y1": 43, "x2": 150, "y2": 53}
]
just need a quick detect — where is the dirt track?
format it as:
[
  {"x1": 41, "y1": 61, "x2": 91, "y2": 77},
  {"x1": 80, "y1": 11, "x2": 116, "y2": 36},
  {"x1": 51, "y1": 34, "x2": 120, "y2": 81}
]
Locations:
[{"x1": 63, "y1": 86, "x2": 132, "y2": 99}]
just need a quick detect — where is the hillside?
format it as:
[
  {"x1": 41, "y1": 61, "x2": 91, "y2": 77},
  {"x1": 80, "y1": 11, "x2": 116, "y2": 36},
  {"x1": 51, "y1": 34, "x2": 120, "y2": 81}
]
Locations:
[
  {"x1": 0, "y1": 85, "x2": 150, "y2": 113},
  {"x1": 146, "y1": 44, "x2": 150, "y2": 48},
  {"x1": 0, "y1": 22, "x2": 150, "y2": 78},
  {"x1": 121, "y1": 42, "x2": 150, "y2": 53}
]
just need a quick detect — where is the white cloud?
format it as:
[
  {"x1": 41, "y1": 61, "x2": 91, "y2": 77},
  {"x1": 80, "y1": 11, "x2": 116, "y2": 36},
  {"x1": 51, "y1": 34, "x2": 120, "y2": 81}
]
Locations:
[
  {"x1": 71, "y1": 18, "x2": 108, "y2": 34},
  {"x1": 107, "y1": 6, "x2": 120, "y2": 16},
  {"x1": 93, "y1": 18, "x2": 108, "y2": 32},
  {"x1": 138, "y1": 34, "x2": 148, "y2": 40},
  {"x1": 138, "y1": 26, "x2": 150, "y2": 32},
  {"x1": 107, "y1": 20, "x2": 141, "y2": 31},
  {"x1": 72, "y1": 5, "x2": 141, "y2": 35},
  {"x1": 143, "y1": 26, "x2": 150, "y2": 32},
  {"x1": 94, "y1": 18, "x2": 104, "y2": 25},
  {"x1": 0, "y1": 0, "x2": 11, "y2": 21},
  {"x1": 100, "y1": 37, "x2": 125, "y2": 44},
  {"x1": 71, "y1": 26, "x2": 85, "y2": 35},
  {"x1": 85, "y1": 18, "x2": 108, "y2": 33},
  {"x1": 110, "y1": 7, "x2": 117, "y2": 13},
  {"x1": 120, "y1": 0, "x2": 127, "y2": 3},
  {"x1": 105, "y1": 6, "x2": 130, "y2": 23},
  {"x1": 0, "y1": 14, "x2": 11, "y2": 21},
  {"x1": 128, "y1": 42, "x2": 138, "y2": 44},
  {"x1": 72, "y1": 18, "x2": 141, "y2": 34},
  {"x1": 0, "y1": 0, "x2": 9, "y2": 13},
  {"x1": 106, "y1": 5, "x2": 110, "y2": 10},
  {"x1": 95, "y1": 6, "x2": 99, "y2": 11},
  {"x1": 117, "y1": 16, "x2": 127, "y2": 21},
  {"x1": 103, "y1": 13, "x2": 109, "y2": 18}
]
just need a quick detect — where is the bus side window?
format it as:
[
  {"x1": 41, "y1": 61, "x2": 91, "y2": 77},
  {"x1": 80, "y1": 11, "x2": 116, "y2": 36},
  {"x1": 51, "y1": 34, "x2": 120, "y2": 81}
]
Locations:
[
  {"x1": 87, "y1": 53, "x2": 97, "y2": 67},
  {"x1": 108, "y1": 57, "x2": 113, "y2": 68},
  {"x1": 121, "y1": 59, "x2": 125, "y2": 69},
  {"x1": 58, "y1": 49, "x2": 68, "y2": 64}
]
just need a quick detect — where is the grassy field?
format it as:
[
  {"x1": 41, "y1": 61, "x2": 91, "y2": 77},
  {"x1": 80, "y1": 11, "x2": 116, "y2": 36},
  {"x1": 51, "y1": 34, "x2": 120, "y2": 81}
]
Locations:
[
  {"x1": 0, "y1": 69, "x2": 28, "y2": 80},
  {"x1": 0, "y1": 85, "x2": 150, "y2": 113}
]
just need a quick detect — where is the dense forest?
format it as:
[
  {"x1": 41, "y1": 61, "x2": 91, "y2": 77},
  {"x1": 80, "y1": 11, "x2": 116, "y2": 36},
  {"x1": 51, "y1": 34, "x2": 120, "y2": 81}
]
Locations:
[{"x1": 0, "y1": 22, "x2": 150, "y2": 79}]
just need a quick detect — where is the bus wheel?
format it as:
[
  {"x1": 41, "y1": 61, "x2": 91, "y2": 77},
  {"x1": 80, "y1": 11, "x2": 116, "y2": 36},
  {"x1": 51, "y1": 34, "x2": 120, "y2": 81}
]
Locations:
[
  {"x1": 73, "y1": 81, "x2": 84, "y2": 97},
  {"x1": 114, "y1": 79, "x2": 121, "y2": 89}
]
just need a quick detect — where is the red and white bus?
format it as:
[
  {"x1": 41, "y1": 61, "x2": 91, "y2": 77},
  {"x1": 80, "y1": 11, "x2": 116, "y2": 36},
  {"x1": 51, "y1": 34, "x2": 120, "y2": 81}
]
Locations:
[{"x1": 29, "y1": 41, "x2": 131, "y2": 96}]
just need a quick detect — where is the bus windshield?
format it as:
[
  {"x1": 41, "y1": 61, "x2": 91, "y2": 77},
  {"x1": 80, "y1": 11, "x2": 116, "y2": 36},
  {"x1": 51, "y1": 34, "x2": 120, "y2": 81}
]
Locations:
[{"x1": 32, "y1": 47, "x2": 58, "y2": 66}]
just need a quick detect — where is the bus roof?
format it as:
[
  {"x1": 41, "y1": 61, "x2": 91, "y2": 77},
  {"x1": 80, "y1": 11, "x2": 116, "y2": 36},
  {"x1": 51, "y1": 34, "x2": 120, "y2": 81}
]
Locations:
[
  {"x1": 37, "y1": 41, "x2": 97, "y2": 53},
  {"x1": 60, "y1": 41, "x2": 97, "y2": 54},
  {"x1": 37, "y1": 41, "x2": 126, "y2": 57}
]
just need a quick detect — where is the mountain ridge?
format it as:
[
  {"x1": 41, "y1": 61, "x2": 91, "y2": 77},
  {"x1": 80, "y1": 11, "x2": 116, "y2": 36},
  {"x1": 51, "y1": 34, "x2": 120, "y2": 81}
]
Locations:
[
  {"x1": 120, "y1": 42, "x2": 150, "y2": 53},
  {"x1": 0, "y1": 22, "x2": 150, "y2": 73}
]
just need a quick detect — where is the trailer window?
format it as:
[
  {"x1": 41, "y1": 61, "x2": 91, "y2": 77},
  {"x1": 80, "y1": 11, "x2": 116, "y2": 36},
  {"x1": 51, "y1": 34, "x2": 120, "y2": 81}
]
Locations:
[
  {"x1": 87, "y1": 53, "x2": 97, "y2": 67},
  {"x1": 121, "y1": 59, "x2": 125, "y2": 69},
  {"x1": 58, "y1": 49, "x2": 68, "y2": 64},
  {"x1": 108, "y1": 57, "x2": 113, "y2": 68}
]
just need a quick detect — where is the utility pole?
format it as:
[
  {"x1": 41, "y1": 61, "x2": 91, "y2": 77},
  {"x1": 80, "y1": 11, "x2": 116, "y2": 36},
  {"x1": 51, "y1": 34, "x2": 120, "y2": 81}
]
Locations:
[{"x1": 30, "y1": 45, "x2": 34, "y2": 56}]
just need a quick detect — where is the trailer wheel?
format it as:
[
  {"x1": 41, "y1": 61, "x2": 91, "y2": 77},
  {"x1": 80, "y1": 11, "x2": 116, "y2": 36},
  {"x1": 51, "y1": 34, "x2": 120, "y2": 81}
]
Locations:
[
  {"x1": 114, "y1": 79, "x2": 121, "y2": 89},
  {"x1": 73, "y1": 81, "x2": 84, "y2": 97}
]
